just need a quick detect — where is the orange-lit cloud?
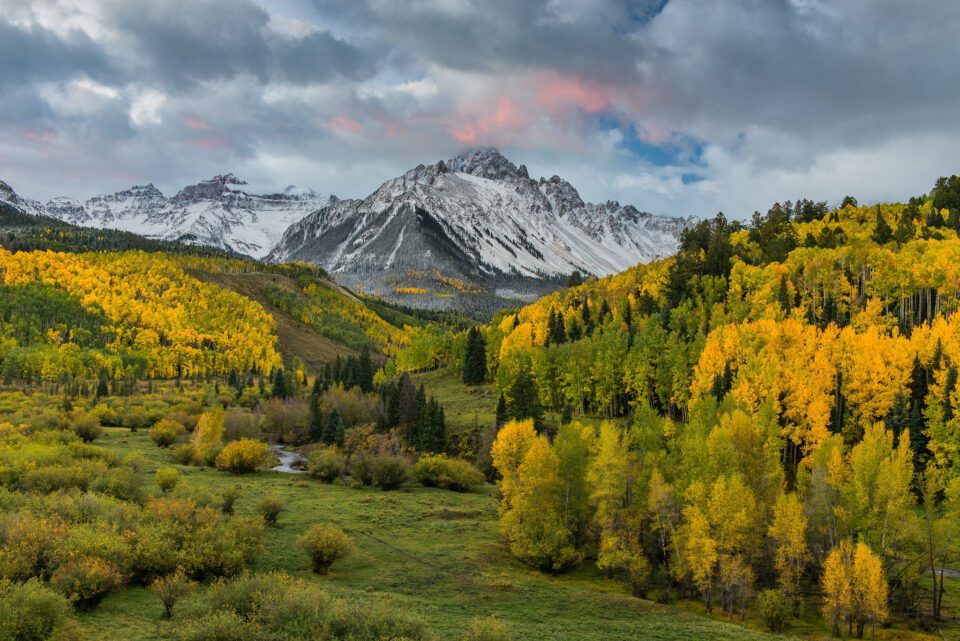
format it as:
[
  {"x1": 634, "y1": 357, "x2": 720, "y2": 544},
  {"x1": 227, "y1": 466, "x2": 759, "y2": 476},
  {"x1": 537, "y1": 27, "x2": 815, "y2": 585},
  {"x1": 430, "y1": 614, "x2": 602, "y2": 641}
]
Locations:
[
  {"x1": 24, "y1": 130, "x2": 56, "y2": 143},
  {"x1": 329, "y1": 116, "x2": 364, "y2": 133},
  {"x1": 450, "y1": 97, "x2": 525, "y2": 145},
  {"x1": 536, "y1": 73, "x2": 611, "y2": 115},
  {"x1": 183, "y1": 115, "x2": 211, "y2": 130}
]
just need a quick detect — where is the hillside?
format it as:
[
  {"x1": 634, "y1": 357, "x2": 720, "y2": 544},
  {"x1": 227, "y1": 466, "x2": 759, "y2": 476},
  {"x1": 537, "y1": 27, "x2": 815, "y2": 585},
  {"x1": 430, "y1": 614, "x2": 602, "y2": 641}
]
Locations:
[{"x1": 389, "y1": 176, "x2": 960, "y2": 639}]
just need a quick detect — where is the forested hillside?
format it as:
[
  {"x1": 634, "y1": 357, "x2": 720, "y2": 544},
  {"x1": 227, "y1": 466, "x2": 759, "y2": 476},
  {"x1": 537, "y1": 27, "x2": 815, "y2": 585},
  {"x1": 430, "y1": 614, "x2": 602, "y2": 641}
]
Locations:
[{"x1": 390, "y1": 176, "x2": 960, "y2": 638}]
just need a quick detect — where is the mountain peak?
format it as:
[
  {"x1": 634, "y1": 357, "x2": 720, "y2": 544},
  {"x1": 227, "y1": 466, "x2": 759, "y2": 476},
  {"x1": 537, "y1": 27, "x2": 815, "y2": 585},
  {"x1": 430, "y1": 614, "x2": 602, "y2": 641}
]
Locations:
[
  {"x1": 172, "y1": 173, "x2": 247, "y2": 203},
  {"x1": 445, "y1": 148, "x2": 526, "y2": 182}
]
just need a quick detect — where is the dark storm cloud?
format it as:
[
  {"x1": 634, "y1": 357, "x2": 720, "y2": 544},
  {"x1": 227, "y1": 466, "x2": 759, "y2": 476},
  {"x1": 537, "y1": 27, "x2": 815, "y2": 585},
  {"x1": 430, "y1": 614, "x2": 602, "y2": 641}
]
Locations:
[
  {"x1": 0, "y1": 0, "x2": 958, "y2": 219},
  {"x1": 105, "y1": 0, "x2": 380, "y2": 88},
  {"x1": 0, "y1": 20, "x2": 112, "y2": 87}
]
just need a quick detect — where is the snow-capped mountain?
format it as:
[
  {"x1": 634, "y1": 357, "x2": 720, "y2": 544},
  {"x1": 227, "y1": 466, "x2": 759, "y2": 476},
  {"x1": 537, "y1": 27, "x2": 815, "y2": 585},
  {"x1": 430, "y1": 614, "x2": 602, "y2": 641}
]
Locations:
[
  {"x1": 3, "y1": 175, "x2": 333, "y2": 259},
  {"x1": 267, "y1": 149, "x2": 695, "y2": 303}
]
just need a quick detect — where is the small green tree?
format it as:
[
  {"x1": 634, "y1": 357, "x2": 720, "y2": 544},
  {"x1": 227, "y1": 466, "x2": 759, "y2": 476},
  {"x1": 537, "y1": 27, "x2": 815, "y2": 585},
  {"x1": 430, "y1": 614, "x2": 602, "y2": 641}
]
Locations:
[
  {"x1": 149, "y1": 568, "x2": 196, "y2": 619},
  {"x1": 297, "y1": 524, "x2": 353, "y2": 574}
]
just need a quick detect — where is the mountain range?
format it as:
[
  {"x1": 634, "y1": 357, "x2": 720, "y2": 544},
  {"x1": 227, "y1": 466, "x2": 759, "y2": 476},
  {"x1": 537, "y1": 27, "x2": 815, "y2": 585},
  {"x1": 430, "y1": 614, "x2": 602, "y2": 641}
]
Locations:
[{"x1": 0, "y1": 149, "x2": 695, "y2": 309}]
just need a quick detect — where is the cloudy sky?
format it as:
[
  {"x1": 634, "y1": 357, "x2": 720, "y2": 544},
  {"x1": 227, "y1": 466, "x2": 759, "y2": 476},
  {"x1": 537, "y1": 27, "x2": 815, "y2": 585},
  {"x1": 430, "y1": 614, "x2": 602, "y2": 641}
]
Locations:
[{"x1": 1, "y1": 0, "x2": 958, "y2": 219}]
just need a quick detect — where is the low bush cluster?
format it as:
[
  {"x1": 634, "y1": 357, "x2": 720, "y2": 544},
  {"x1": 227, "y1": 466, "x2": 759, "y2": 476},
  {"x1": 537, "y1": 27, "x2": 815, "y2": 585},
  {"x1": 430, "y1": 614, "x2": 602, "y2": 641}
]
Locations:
[{"x1": 413, "y1": 454, "x2": 484, "y2": 492}]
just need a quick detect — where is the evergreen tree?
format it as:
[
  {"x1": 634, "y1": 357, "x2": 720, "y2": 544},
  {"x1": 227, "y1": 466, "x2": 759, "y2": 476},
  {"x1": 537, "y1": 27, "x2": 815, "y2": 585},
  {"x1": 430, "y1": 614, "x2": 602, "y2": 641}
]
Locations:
[
  {"x1": 462, "y1": 327, "x2": 487, "y2": 385},
  {"x1": 567, "y1": 318, "x2": 583, "y2": 341},
  {"x1": 358, "y1": 346, "x2": 374, "y2": 392},
  {"x1": 554, "y1": 310, "x2": 567, "y2": 344},
  {"x1": 321, "y1": 409, "x2": 344, "y2": 447},
  {"x1": 271, "y1": 368, "x2": 288, "y2": 399},
  {"x1": 598, "y1": 299, "x2": 612, "y2": 323},
  {"x1": 560, "y1": 404, "x2": 573, "y2": 425},
  {"x1": 944, "y1": 365, "x2": 957, "y2": 422},
  {"x1": 508, "y1": 367, "x2": 544, "y2": 431},
  {"x1": 568, "y1": 270, "x2": 583, "y2": 287},
  {"x1": 545, "y1": 309, "x2": 556, "y2": 347},
  {"x1": 884, "y1": 391, "x2": 910, "y2": 439},
  {"x1": 872, "y1": 207, "x2": 893, "y2": 244},
  {"x1": 309, "y1": 394, "x2": 323, "y2": 442},
  {"x1": 777, "y1": 276, "x2": 792, "y2": 313},
  {"x1": 580, "y1": 296, "x2": 592, "y2": 335},
  {"x1": 495, "y1": 392, "x2": 508, "y2": 427}
]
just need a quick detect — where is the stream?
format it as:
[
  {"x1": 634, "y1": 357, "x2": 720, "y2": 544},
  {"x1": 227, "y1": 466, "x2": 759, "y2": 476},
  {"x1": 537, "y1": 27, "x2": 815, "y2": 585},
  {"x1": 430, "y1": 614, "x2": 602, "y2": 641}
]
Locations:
[{"x1": 270, "y1": 444, "x2": 307, "y2": 473}]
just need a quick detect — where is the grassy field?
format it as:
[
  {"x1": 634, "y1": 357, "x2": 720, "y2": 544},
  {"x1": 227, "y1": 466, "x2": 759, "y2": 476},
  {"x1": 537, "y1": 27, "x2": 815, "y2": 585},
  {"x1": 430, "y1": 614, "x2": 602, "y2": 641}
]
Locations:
[{"x1": 88, "y1": 427, "x2": 803, "y2": 641}]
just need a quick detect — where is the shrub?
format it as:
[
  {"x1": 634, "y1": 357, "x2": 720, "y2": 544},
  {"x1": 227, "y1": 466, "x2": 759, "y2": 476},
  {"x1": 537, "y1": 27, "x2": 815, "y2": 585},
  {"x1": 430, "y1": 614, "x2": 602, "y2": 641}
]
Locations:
[
  {"x1": 220, "y1": 485, "x2": 241, "y2": 514},
  {"x1": 297, "y1": 524, "x2": 352, "y2": 574},
  {"x1": 413, "y1": 454, "x2": 484, "y2": 492},
  {"x1": 307, "y1": 448, "x2": 344, "y2": 483},
  {"x1": 150, "y1": 568, "x2": 196, "y2": 618},
  {"x1": 757, "y1": 588, "x2": 791, "y2": 633},
  {"x1": 464, "y1": 615, "x2": 513, "y2": 641},
  {"x1": 369, "y1": 455, "x2": 409, "y2": 491},
  {"x1": 0, "y1": 578, "x2": 74, "y2": 641},
  {"x1": 156, "y1": 467, "x2": 179, "y2": 493},
  {"x1": 50, "y1": 557, "x2": 122, "y2": 610},
  {"x1": 177, "y1": 610, "x2": 256, "y2": 641},
  {"x1": 70, "y1": 413, "x2": 103, "y2": 443},
  {"x1": 256, "y1": 494, "x2": 285, "y2": 527},
  {"x1": 172, "y1": 443, "x2": 196, "y2": 465},
  {"x1": 223, "y1": 409, "x2": 261, "y2": 442},
  {"x1": 350, "y1": 456, "x2": 375, "y2": 486},
  {"x1": 150, "y1": 419, "x2": 186, "y2": 447},
  {"x1": 215, "y1": 439, "x2": 272, "y2": 474},
  {"x1": 122, "y1": 409, "x2": 151, "y2": 432}
]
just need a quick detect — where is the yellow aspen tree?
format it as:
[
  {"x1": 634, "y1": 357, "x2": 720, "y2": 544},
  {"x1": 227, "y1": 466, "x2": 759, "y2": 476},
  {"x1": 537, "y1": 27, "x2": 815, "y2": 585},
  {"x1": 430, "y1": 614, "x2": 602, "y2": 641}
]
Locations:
[
  {"x1": 501, "y1": 436, "x2": 580, "y2": 571},
  {"x1": 490, "y1": 418, "x2": 537, "y2": 514},
  {"x1": 821, "y1": 539, "x2": 854, "y2": 638},
  {"x1": 768, "y1": 493, "x2": 810, "y2": 616},
  {"x1": 850, "y1": 542, "x2": 888, "y2": 639},
  {"x1": 588, "y1": 422, "x2": 648, "y2": 595}
]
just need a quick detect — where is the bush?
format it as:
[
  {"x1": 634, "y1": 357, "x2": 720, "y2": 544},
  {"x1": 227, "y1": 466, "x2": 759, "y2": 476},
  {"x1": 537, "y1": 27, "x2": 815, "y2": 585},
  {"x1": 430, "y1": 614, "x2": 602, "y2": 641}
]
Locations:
[
  {"x1": 156, "y1": 467, "x2": 179, "y2": 494},
  {"x1": 413, "y1": 454, "x2": 484, "y2": 492},
  {"x1": 172, "y1": 443, "x2": 196, "y2": 465},
  {"x1": 306, "y1": 448, "x2": 344, "y2": 483},
  {"x1": 350, "y1": 456, "x2": 375, "y2": 486},
  {"x1": 757, "y1": 588, "x2": 791, "y2": 633},
  {"x1": 150, "y1": 568, "x2": 196, "y2": 618},
  {"x1": 464, "y1": 615, "x2": 513, "y2": 641},
  {"x1": 50, "y1": 556, "x2": 122, "y2": 610},
  {"x1": 256, "y1": 494, "x2": 285, "y2": 527},
  {"x1": 220, "y1": 485, "x2": 241, "y2": 514},
  {"x1": 297, "y1": 524, "x2": 352, "y2": 574},
  {"x1": 369, "y1": 455, "x2": 409, "y2": 491},
  {"x1": 70, "y1": 413, "x2": 103, "y2": 443},
  {"x1": 0, "y1": 578, "x2": 74, "y2": 641},
  {"x1": 150, "y1": 419, "x2": 186, "y2": 447},
  {"x1": 177, "y1": 610, "x2": 256, "y2": 641},
  {"x1": 215, "y1": 439, "x2": 272, "y2": 474}
]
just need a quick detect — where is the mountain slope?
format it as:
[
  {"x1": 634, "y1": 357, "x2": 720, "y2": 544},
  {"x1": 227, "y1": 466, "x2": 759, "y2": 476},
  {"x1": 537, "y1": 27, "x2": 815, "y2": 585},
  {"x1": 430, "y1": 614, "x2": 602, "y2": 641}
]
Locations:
[
  {"x1": 2, "y1": 175, "x2": 332, "y2": 259},
  {"x1": 267, "y1": 149, "x2": 695, "y2": 308}
]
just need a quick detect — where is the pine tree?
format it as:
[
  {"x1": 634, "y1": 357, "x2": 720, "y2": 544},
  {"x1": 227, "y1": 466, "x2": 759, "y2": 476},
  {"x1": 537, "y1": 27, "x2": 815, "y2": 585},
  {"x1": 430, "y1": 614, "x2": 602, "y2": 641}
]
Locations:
[
  {"x1": 884, "y1": 391, "x2": 910, "y2": 440},
  {"x1": 872, "y1": 207, "x2": 893, "y2": 244},
  {"x1": 309, "y1": 394, "x2": 323, "y2": 442},
  {"x1": 321, "y1": 409, "x2": 344, "y2": 447},
  {"x1": 545, "y1": 309, "x2": 556, "y2": 347},
  {"x1": 462, "y1": 327, "x2": 487, "y2": 385},
  {"x1": 495, "y1": 392, "x2": 508, "y2": 427},
  {"x1": 598, "y1": 299, "x2": 612, "y2": 323},
  {"x1": 508, "y1": 367, "x2": 544, "y2": 431},
  {"x1": 554, "y1": 310, "x2": 567, "y2": 344},
  {"x1": 567, "y1": 318, "x2": 582, "y2": 341},
  {"x1": 777, "y1": 276, "x2": 792, "y2": 313},
  {"x1": 944, "y1": 366, "x2": 957, "y2": 422},
  {"x1": 271, "y1": 368, "x2": 287, "y2": 399},
  {"x1": 358, "y1": 346, "x2": 374, "y2": 392},
  {"x1": 96, "y1": 376, "x2": 109, "y2": 398},
  {"x1": 580, "y1": 296, "x2": 592, "y2": 335}
]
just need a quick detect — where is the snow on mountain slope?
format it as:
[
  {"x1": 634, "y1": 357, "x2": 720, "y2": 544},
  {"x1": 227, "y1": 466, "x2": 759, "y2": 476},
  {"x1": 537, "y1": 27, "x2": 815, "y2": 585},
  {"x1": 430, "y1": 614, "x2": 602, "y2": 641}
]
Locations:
[
  {"x1": 267, "y1": 149, "x2": 695, "y2": 304},
  {"x1": 3, "y1": 175, "x2": 332, "y2": 259}
]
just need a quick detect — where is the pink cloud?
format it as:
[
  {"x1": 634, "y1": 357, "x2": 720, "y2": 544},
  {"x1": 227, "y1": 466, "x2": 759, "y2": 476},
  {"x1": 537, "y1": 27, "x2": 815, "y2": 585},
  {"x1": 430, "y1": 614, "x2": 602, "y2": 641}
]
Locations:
[
  {"x1": 188, "y1": 136, "x2": 228, "y2": 150},
  {"x1": 24, "y1": 130, "x2": 55, "y2": 143},
  {"x1": 450, "y1": 97, "x2": 525, "y2": 145},
  {"x1": 183, "y1": 115, "x2": 211, "y2": 130},
  {"x1": 329, "y1": 116, "x2": 364, "y2": 133},
  {"x1": 536, "y1": 74, "x2": 611, "y2": 114}
]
